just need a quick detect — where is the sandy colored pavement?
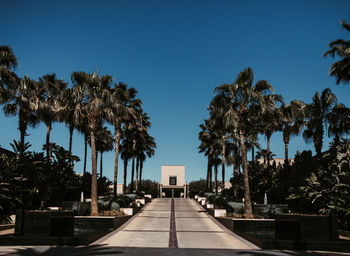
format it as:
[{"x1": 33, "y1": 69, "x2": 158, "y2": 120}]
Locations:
[{"x1": 94, "y1": 198, "x2": 257, "y2": 249}]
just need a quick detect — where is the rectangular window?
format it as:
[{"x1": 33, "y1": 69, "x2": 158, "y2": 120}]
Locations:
[{"x1": 169, "y1": 176, "x2": 177, "y2": 185}]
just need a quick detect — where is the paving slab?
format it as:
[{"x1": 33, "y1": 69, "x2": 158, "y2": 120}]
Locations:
[
  {"x1": 176, "y1": 218, "x2": 223, "y2": 232},
  {"x1": 123, "y1": 216, "x2": 170, "y2": 231},
  {"x1": 177, "y1": 232, "x2": 251, "y2": 249},
  {"x1": 99, "y1": 231, "x2": 169, "y2": 248},
  {"x1": 139, "y1": 210, "x2": 170, "y2": 218}
]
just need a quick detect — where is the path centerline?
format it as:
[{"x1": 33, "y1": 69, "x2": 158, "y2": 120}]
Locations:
[{"x1": 168, "y1": 198, "x2": 178, "y2": 248}]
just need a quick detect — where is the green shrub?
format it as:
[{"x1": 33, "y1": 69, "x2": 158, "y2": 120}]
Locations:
[{"x1": 77, "y1": 202, "x2": 90, "y2": 216}]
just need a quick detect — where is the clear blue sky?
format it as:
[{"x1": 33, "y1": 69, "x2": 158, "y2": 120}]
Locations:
[{"x1": 0, "y1": 0, "x2": 349, "y2": 183}]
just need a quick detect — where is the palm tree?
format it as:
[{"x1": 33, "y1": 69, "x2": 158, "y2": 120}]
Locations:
[
  {"x1": 96, "y1": 126, "x2": 114, "y2": 178},
  {"x1": 72, "y1": 71, "x2": 111, "y2": 216},
  {"x1": 324, "y1": 20, "x2": 350, "y2": 85},
  {"x1": 129, "y1": 111, "x2": 150, "y2": 192},
  {"x1": 303, "y1": 88, "x2": 337, "y2": 156},
  {"x1": 258, "y1": 104, "x2": 282, "y2": 156},
  {"x1": 106, "y1": 82, "x2": 137, "y2": 195},
  {"x1": 120, "y1": 134, "x2": 132, "y2": 194},
  {"x1": 209, "y1": 93, "x2": 231, "y2": 188},
  {"x1": 138, "y1": 133, "x2": 156, "y2": 192},
  {"x1": 0, "y1": 45, "x2": 18, "y2": 108},
  {"x1": 215, "y1": 67, "x2": 276, "y2": 218},
  {"x1": 327, "y1": 103, "x2": 350, "y2": 139},
  {"x1": 37, "y1": 74, "x2": 67, "y2": 159},
  {"x1": 198, "y1": 119, "x2": 218, "y2": 192},
  {"x1": 62, "y1": 83, "x2": 86, "y2": 157},
  {"x1": 3, "y1": 76, "x2": 42, "y2": 159},
  {"x1": 280, "y1": 100, "x2": 306, "y2": 166}
]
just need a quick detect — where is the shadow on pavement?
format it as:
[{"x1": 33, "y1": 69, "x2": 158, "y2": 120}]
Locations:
[{"x1": 3, "y1": 246, "x2": 345, "y2": 256}]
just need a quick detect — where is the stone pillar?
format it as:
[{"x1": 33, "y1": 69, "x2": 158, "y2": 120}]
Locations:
[{"x1": 184, "y1": 185, "x2": 187, "y2": 198}]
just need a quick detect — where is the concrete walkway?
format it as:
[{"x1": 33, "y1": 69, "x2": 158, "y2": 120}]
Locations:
[{"x1": 95, "y1": 198, "x2": 257, "y2": 249}]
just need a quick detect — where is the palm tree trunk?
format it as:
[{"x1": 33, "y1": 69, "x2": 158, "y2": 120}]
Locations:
[
  {"x1": 83, "y1": 133, "x2": 87, "y2": 174},
  {"x1": 214, "y1": 163, "x2": 218, "y2": 195},
  {"x1": 239, "y1": 129, "x2": 253, "y2": 219},
  {"x1": 221, "y1": 141, "x2": 226, "y2": 189},
  {"x1": 135, "y1": 157, "x2": 139, "y2": 192},
  {"x1": 46, "y1": 121, "x2": 52, "y2": 161},
  {"x1": 284, "y1": 138, "x2": 289, "y2": 167},
  {"x1": 139, "y1": 161, "x2": 143, "y2": 191},
  {"x1": 90, "y1": 130, "x2": 98, "y2": 216},
  {"x1": 69, "y1": 125, "x2": 74, "y2": 155},
  {"x1": 100, "y1": 151, "x2": 103, "y2": 178},
  {"x1": 206, "y1": 158, "x2": 210, "y2": 191},
  {"x1": 113, "y1": 129, "x2": 121, "y2": 195},
  {"x1": 233, "y1": 143, "x2": 239, "y2": 177},
  {"x1": 267, "y1": 135, "x2": 271, "y2": 165},
  {"x1": 252, "y1": 146, "x2": 255, "y2": 162},
  {"x1": 209, "y1": 160, "x2": 213, "y2": 192},
  {"x1": 123, "y1": 158, "x2": 128, "y2": 194},
  {"x1": 130, "y1": 156, "x2": 135, "y2": 193},
  {"x1": 207, "y1": 157, "x2": 211, "y2": 192},
  {"x1": 314, "y1": 125, "x2": 323, "y2": 156},
  {"x1": 18, "y1": 107, "x2": 27, "y2": 160}
]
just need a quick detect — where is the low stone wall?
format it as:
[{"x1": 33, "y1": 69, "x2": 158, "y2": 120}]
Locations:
[
  {"x1": 275, "y1": 214, "x2": 339, "y2": 241},
  {"x1": 74, "y1": 215, "x2": 132, "y2": 243},
  {"x1": 15, "y1": 210, "x2": 75, "y2": 237},
  {"x1": 216, "y1": 217, "x2": 275, "y2": 240},
  {"x1": 14, "y1": 210, "x2": 132, "y2": 245}
]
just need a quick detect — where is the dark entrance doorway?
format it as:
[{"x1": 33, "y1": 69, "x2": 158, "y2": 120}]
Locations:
[{"x1": 163, "y1": 188, "x2": 184, "y2": 198}]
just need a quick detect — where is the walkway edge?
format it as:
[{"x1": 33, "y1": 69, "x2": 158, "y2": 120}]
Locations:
[{"x1": 192, "y1": 199, "x2": 260, "y2": 250}]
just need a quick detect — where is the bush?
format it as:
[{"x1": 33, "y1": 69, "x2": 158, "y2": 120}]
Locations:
[
  {"x1": 77, "y1": 202, "x2": 90, "y2": 216},
  {"x1": 188, "y1": 179, "x2": 207, "y2": 198}
]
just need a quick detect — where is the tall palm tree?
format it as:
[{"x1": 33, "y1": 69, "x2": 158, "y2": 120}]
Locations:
[
  {"x1": 3, "y1": 76, "x2": 43, "y2": 159},
  {"x1": 62, "y1": 83, "x2": 86, "y2": 156},
  {"x1": 138, "y1": 133, "x2": 156, "y2": 191},
  {"x1": 324, "y1": 20, "x2": 350, "y2": 85},
  {"x1": 198, "y1": 119, "x2": 218, "y2": 192},
  {"x1": 37, "y1": 74, "x2": 67, "y2": 159},
  {"x1": 280, "y1": 100, "x2": 306, "y2": 166},
  {"x1": 303, "y1": 88, "x2": 337, "y2": 156},
  {"x1": 258, "y1": 103, "x2": 282, "y2": 156},
  {"x1": 327, "y1": 103, "x2": 350, "y2": 139},
  {"x1": 96, "y1": 126, "x2": 114, "y2": 178},
  {"x1": 209, "y1": 93, "x2": 231, "y2": 188},
  {"x1": 215, "y1": 67, "x2": 276, "y2": 218},
  {"x1": 106, "y1": 82, "x2": 137, "y2": 195},
  {"x1": 120, "y1": 133, "x2": 132, "y2": 194},
  {"x1": 72, "y1": 71, "x2": 111, "y2": 215},
  {"x1": 0, "y1": 45, "x2": 18, "y2": 108}
]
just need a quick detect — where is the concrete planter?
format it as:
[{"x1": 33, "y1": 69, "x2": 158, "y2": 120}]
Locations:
[
  {"x1": 197, "y1": 196, "x2": 205, "y2": 202},
  {"x1": 74, "y1": 215, "x2": 131, "y2": 243},
  {"x1": 214, "y1": 209, "x2": 226, "y2": 217},
  {"x1": 14, "y1": 210, "x2": 132, "y2": 244},
  {"x1": 275, "y1": 214, "x2": 339, "y2": 241},
  {"x1": 206, "y1": 203, "x2": 214, "y2": 209},
  {"x1": 135, "y1": 199, "x2": 145, "y2": 206},
  {"x1": 144, "y1": 194, "x2": 152, "y2": 199},
  {"x1": 15, "y1": 210, "x2": 75, "y2": 237},
  {"x1": 194, "y1": 195, "x2": 198, "y2": 200},
  {"x1": 120, "y1": 208, "x2": 133, "y2": 216},
  {"x1": 201, "y1": 199, "x2": 207, "y2": 206}
]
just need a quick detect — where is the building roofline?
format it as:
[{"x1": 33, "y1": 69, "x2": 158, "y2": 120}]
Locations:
[{"x1": 161, "y1": 165, "x2": 185, "y2": 167}]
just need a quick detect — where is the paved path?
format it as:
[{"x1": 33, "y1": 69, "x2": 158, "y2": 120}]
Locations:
[{"x1": 94, "y1": 198, "x2": 257, "y2": 249}]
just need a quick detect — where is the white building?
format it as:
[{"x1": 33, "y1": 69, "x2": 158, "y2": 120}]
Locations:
[{"x1": 159, "y1": 165, "x2": 188, "y2": 198}]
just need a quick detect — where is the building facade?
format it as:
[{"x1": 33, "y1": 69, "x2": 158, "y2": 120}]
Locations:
[{"x1": 159, "y1": 165, "x2": 188, "y2": 198}]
